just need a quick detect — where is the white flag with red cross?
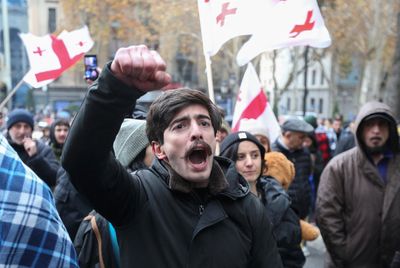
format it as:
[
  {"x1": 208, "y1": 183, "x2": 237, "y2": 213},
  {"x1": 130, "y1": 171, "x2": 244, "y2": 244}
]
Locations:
[
  {"x1": 236, "y1": 0, "x2": 331, "y2": 66},
  {"x1": 20, "y1": 25, "x2": 94, "y2": 88},
  {"x1": 232, "y1": 63, "x2": 281, "y2": 143},
  {"x1": 197, "y1": 0, "x2": 265, "y2": 57}
]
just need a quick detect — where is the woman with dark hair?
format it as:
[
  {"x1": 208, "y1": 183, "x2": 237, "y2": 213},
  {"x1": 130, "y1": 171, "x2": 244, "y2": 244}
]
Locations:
[{"x1": 220, "y1": 131, "x2": 305, "y2": 268}]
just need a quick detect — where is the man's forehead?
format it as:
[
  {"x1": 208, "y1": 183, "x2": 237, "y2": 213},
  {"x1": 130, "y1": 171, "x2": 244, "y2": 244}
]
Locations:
[
  {"x1": 363, "y1": 117, "x2": 389, "y2": 125},
  {"x1": 12, "y1": 122, "x2": 31, "y2": 127},
  {"x1": 172, "y1": 105, "x2": 210, "y2": 119}
]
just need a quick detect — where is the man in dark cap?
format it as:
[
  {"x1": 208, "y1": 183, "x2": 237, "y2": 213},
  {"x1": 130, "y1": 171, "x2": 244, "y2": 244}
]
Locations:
[
  {"x1": 271, "y1": 119, "x2": 314, "y2": 221},
  {"x1": 6, "y1": 108, "x2": 59, "y2": 187},
  {"x1": 316, "y1": 101, "x2": 400, "y2": 268}
]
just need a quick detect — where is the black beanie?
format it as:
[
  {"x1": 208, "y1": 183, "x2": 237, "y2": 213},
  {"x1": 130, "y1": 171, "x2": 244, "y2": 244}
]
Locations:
[
  {"x1": 7, "y1": 109, "x2": 34, "y2": 130},
  {"x1": 220, "y1": 131, "x2": 266, "y2": 158}
]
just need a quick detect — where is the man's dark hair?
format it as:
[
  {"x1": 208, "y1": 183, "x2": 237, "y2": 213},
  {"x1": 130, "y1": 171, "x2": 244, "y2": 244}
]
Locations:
[
  {"x1": 50, "y1": 119, "x2": 70, "y2": 146},
  {"x1": 53, "y1": 119, "x2": 70, "y2": 129},
  {"x1": 146, "y1": 88, "x2": 222, "y2": 144}
]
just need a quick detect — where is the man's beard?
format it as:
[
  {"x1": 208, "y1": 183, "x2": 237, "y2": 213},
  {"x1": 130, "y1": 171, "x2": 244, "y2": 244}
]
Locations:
[{"x1": 364, "y1": 144, "x2": 386, "y2": 155}]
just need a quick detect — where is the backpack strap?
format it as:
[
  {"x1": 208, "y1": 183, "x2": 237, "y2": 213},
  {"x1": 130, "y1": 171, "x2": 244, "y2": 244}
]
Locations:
[{"x1": 84, "y1": 214, "x2": 105, "y2": 268}]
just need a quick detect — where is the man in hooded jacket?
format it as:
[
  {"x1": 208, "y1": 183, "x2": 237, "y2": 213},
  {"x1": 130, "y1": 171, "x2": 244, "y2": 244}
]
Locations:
[{"x1": 316, "y1": 101, "x2": 400, "y2": 268}]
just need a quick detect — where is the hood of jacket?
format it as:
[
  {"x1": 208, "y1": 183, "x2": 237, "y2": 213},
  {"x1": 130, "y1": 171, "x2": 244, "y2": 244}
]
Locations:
[
  {"x1": 354, "y1": 101, "x2": 399, "y2": 154},
  {"x1": 149, "y1": 156, "x2": 250, "y2": 200}
]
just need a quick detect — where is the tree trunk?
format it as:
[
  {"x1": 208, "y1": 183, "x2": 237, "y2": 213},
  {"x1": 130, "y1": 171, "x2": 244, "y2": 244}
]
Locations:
[{"x1": 384, "y1": 12, "x2": 400, "y2": 120}]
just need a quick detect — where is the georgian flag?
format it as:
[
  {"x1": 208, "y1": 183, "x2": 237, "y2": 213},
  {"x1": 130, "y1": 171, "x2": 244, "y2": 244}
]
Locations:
[
  {"x1": 197, "y1": 0, "x2": 265, "y2": 57},
  {"x1": 232, "y1": 63, "x2": 281, "y2": 143},
  {"x1": 236, "y1": 0, "x2": 331, "y2": 66},
  {"x1": 20, "y1": 25, "x2": 94, "y2": 88}
]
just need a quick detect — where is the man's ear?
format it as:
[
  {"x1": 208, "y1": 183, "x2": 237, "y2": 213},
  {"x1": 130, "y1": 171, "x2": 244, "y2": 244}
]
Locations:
[{"x1": 152, "y1": 141, "x2": 167, "y2": 160}]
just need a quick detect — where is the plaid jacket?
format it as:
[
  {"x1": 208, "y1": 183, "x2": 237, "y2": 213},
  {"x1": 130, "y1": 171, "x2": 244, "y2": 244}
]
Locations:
[{"x1": 0, "y1": 134, "x2": 78, "y2": 267}]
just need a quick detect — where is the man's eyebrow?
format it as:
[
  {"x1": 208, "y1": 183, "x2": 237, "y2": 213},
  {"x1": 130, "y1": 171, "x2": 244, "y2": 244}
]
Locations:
[
  {"x1": 169, "y1": 116, "x2": 189, "y2": 126},
  {"x1": 195, "y1": 114, "x2": 211, "y2": 120},
  {"x1": 168, "y1": 113, "x2": 211, "y2": 128}
]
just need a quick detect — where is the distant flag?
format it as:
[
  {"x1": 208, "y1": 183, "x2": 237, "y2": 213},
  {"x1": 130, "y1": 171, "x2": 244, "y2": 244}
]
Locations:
[
  {"x1": 232, "y1": 63, "x2": 281, "y2": 142},
  {"x1": 20, "y1": 25, "x2": 94, "y2": 88},
  {"x1": 197, "y1": 0, "x2": 265, "y2": 57},
  {"x1": 236, "y1": 0, "x2": 331, "y2": 66}
]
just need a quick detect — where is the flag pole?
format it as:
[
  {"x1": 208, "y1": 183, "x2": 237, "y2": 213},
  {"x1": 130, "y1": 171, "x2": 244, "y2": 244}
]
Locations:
[
  {"x1": 0, "y1": 79, "x2": 25, "y2": 110},
  {"x1": 204, "y1": 55, "x2": 215, "y2": 103}
]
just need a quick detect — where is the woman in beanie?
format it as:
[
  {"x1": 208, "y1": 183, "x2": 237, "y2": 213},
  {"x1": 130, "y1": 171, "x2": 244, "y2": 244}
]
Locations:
[{"x1": 220, "y1": 131, "x2": 305, "y2": 268}]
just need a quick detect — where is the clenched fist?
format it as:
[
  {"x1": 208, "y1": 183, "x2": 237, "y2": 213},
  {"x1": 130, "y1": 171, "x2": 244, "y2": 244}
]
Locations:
[{"x1": 110, "y1": 45, "x2": 171, "y2": 92}]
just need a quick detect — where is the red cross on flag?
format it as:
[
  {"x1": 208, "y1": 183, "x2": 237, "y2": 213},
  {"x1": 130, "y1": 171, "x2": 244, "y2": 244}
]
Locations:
[
  {"x1": 236, "y1": 0, "x2": 331, "y2": 66},
  {"x1": 197, "y1": 0, "x2": 265, "y2": 57},
  {"x1": 232, "y1": 63, "x2": 281, "y2": 143},
  {"x1": 20, "y1": 25, "x2": 94, "y2": 88}
]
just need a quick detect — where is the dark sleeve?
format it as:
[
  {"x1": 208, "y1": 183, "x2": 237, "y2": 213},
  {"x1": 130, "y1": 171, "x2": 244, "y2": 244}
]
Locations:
[
  {"x1": 333, "y1": 133, "x2": 355, "y2": 157},
  {"x1": 248, "y1": 196, "x2": 283, "y2": 268},
  {"x1": 62, "y1": 63, "x2": 147, "y2": 227},
  {"x1": 260, "y1": 178, "x2": 302, "y2": 247},
  {"x1": 26, "y1": 142, "x2": 60, "y2": 187},
  {"x1": 260, "y1": 178, "x2": 290, "y2": 227}
]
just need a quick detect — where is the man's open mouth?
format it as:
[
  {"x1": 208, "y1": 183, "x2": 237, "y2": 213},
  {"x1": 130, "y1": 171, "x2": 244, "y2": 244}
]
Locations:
[
  {"x1": 186, "y1": 141, "x2": 212, "y2": 165},
  {"x1": 188, "y1": 149, "x2": 208, "y2": 164}
]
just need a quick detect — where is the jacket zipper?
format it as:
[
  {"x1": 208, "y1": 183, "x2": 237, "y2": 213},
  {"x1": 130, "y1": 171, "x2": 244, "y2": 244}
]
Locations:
[{"x1": 199, "y1": 204, "x2": 204, "y2": 215}]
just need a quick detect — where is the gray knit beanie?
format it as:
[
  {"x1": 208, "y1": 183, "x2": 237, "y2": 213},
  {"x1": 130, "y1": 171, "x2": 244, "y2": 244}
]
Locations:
[{"x1": 113, "y1": 118, "x2": 149, "y2": 168}]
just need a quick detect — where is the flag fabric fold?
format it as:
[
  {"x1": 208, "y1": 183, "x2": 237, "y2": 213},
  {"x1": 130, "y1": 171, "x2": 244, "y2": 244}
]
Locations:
[
  {"x1": 20, "y1": 25, "x2": 94, "y2": 88},
  {"x1": 236, "y1": 0, "x2": 331, "y2": 66},
  {"x1": 232, "y1": 63, "x2": 281, "y2": 142},
  {"x1": 197, "y1": 0, "x2": 265, "y2": 57}
]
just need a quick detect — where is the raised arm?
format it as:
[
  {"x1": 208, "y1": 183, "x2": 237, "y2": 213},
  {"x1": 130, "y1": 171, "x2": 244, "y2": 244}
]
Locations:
[{"x1": 62, "y1": 45, "x2": 170, "y2": 226}]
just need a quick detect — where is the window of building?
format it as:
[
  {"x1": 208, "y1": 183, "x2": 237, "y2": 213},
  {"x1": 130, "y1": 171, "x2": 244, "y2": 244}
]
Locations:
[
  {"x1": 319, "y1": 98, "x2": 323, "y2": 114},
  {"x1": 48, "y1": 8, "x2": 56, "y2": 33},
  {"x1": 320, "y1": 71, "x2": 324, "y2": 85},
  {"x1": 287, "y1": 97, "x2": 291, "y2": 111},
  {"x1": 311, "y1": 69, "x2": 317, "y2": 85},
  {"x1": 310, "y1": 98, "x2": 315, "y2": 111}
]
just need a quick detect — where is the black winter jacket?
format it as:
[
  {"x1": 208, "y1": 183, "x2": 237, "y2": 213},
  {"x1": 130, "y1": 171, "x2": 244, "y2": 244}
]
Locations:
[
  {"x1": 54, "y1": 168, "x2": 93, "y2": 241},
  {"x1": 271, "y1": 140, "x2": 312, "y2": 219},
  {"x1": 258, "y1": 177, "x2": 305, "y2": 267},
  {"x1": 8, "y1": 136, "x2": 59, "y2": 187},
  {"x1": 62, "y1": 64, "x2": 283, "y2": 268}
]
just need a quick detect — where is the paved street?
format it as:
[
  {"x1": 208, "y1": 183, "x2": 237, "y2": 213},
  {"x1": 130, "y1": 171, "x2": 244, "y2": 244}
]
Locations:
[{"x1": 304, "y1": 235, "x2": 326, "y2": 268}]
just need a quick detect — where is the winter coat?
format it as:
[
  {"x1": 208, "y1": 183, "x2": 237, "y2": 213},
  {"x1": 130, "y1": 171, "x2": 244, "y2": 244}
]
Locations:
[
  {"x1": 333, "y1": 130, "x2": 355, "y2": 157},
  {"x1": 316, "y1": 101, "x2": 400, "y2": 268},
  {"x1": 7, "y1": 136, "x2": 59, "y2": 187},
  {"x1": 258, "y1": 176, "x2": 305, "y2": 268},
  {"x1": 271, "y1": 140, "x2": 312, "y2": 219},
  {"x1": 62, "y1": 64, "x2": 283, "y2": 268},
  {"x1": 54, "y1": 168, "x2": 93, "y2": 241}
]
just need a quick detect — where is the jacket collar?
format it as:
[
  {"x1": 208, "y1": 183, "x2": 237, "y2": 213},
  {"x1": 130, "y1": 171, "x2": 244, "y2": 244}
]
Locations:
[{"x1": 151, "y1": 156, "x2": 249, "y2": 199}]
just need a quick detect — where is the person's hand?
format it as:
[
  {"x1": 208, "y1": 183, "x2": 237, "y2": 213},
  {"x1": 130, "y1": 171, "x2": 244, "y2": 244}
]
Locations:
[
  {"x1": 110, "y1": 45, "x2": 171, "y2": 92},
  {"x1": 85, "y1": 67, "x2": 102, "y2": 86},
  {"x1": 23, "y1": 137, "x2": 38, "y2": 157}
]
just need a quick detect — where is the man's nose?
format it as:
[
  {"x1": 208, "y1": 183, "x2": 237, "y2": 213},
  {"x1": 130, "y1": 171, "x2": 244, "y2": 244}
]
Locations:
[
  {"x1": 190, "y1": 122, "x2": 203, "y2": 141},
  {"x1": 371, "y1": 123, "x2": 381, "y2": 133}
]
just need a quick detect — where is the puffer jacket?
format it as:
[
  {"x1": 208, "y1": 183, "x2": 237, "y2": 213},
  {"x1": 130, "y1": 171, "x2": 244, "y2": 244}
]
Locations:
[
  {"x1": 316, "y1": 101, "x2": 400, "y2": 268},
  {"x1": 258, "y1": 176, "x2": 305, "y2": 268},
  {"x1": 271, "y1": 140, "x2": 312, "y2": 219},
  {"x1": 62, "y1": 64, "x2": 283, "y2": 268}
]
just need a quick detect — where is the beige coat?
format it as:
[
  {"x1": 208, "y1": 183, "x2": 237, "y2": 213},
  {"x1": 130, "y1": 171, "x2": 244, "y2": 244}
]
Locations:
[{"x1": 316, "y1": 101, "x2": 400, "y2": 268}]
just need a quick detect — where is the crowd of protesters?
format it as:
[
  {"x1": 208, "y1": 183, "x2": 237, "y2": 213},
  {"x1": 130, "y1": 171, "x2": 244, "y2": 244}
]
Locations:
[{"x1": 1, "y1": 44, "x2": 400, "y2": 268}]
